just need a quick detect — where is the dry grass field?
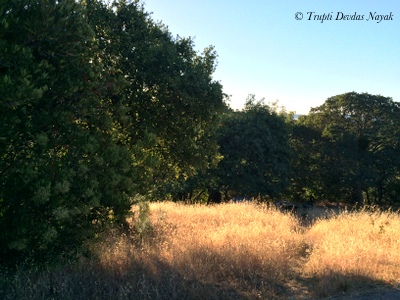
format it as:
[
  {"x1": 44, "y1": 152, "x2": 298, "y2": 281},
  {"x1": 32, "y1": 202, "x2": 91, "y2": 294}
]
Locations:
[{"x1": 1, "y1": 202, "x2": 400, "y2": 299}]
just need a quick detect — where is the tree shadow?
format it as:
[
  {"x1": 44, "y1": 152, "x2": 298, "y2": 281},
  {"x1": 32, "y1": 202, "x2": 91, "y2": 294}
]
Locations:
[
  {"x1": 2, "y1": 255, "x2": 399, "y2": 299},
  {"x1": 0, "y1": 256, "x2": 249, "y2": 300},
  {"x1": 290, "y1": 271, "x2": 400, "y2": 300}
]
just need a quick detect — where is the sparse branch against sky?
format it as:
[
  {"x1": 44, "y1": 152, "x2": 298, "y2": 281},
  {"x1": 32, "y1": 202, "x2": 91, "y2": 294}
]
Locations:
[{"x1": 144, "y1": 0, "x2": 399, "y2": 114}]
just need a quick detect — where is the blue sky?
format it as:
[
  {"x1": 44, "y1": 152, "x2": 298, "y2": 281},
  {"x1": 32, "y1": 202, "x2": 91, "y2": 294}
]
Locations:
[{"x1": 143, "y1": 0, "x2": 400, "y2": 114}]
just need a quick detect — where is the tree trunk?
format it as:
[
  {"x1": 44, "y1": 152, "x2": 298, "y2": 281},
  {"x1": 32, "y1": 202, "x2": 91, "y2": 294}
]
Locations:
[
  {"x1": 377, "y1": 182, "x2": 384, "y2": 204},
  {"x1": 356, "y1": 181, "x2": 363, "y2": 205},
  {"x1": 365, "y1": 189, "x2": 371, "y2": 205}
]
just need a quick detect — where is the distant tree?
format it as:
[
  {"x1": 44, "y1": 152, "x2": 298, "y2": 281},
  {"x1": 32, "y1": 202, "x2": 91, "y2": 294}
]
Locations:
[
  {"x1": 295, "y1": 92, "x2": 400, "y2": 204},
  {"x1": 287, "y1": 121, "x2": 326, "y2": 202},
  {"x1": 216, "y1": 95, "x2": 291, "y2": 199}
]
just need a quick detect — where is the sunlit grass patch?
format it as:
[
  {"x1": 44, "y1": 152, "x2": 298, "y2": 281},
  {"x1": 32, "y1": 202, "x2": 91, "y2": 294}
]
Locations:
[
  {"x1": 302, "y1": 208, "x2": 400, "y2": 296},
  {"x1": 141, "y1": 202, "x2": 304, "y2": 297}
]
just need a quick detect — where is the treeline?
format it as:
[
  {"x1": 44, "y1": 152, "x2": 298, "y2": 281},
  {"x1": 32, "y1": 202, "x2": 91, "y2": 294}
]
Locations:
[
  {"x1": 175, "y1": 92, "x2": 400, "y2": 206},
  {"x1": 1, "y1": 0, "x2": 399, "y2": 267}
]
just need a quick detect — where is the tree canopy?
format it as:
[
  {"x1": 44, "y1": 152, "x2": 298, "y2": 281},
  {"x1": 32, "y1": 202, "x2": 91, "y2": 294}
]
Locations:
[
  {"x1": 215, "y1": 96, "x2": 291, "y2": 199},
  {"x1": 290, "y1": 92, "x2": 400, "y2": 204},
  {"x1": 0, "y1": 0, "x2": 224, "y2": 266}
]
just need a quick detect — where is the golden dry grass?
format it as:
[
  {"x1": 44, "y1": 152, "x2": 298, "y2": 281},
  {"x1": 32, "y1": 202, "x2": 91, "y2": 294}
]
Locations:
[
  {"x1": 148, "y1": 202, "x2": 303, "y2": 297},
  {"x1": 302, "y1": 208, "x2": 400, "y2": 297},
  {"x1": 2, "y1": 202, "x2": 400, "y2": 299},
  {"x1": 98, "y1": 202, "x2": 304, "y2": 299},
  {"x1": 98, "y1": 202, "x2": 400, "y2": 299}
]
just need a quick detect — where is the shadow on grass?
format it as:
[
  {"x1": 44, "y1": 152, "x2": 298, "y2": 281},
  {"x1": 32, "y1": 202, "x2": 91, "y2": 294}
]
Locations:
[
  {"x1": 0, "y1": 257, "x2": 248, "y2": 300},
  {"x1": 1, "y1": 259, "x2": 399, "y2": 299},
  {"x1": 293, "y1": 271, "x2": 400, "y2": 300}
]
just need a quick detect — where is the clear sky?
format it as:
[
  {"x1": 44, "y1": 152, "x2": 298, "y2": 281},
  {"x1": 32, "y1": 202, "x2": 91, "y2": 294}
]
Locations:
[{"x1": 143, "y1": 0, "x2": 400, "y2": 114}]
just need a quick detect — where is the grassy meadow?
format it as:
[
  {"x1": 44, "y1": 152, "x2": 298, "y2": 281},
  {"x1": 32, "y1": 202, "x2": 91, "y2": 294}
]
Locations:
[{"x1": 1, "y1": 202, "x2": 400, "y2": 299}]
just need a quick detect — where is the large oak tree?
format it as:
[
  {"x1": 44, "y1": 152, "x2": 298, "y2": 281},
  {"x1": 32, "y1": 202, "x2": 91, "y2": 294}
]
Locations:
[
  {"x1": 291, "y1": 92, "x2": 400, "y2": 204},
  {"x1": 0, "y1": 0, "x2": 224, "y2": 266}
]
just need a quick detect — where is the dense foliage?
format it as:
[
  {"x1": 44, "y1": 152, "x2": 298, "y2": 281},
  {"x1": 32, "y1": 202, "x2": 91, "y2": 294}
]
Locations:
[
  {"x1": 167, "y1": 96, "x2": 292, "y2": 202},
  {"x1": 0, "y1": 0, "x2": 224, "y2": 266},
  {"x1": 216, "y1": 96, "x2": 291, "y2": 199},
  {"x1": 290, "y1": 92, "x2": 400, "y2": 204}
]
